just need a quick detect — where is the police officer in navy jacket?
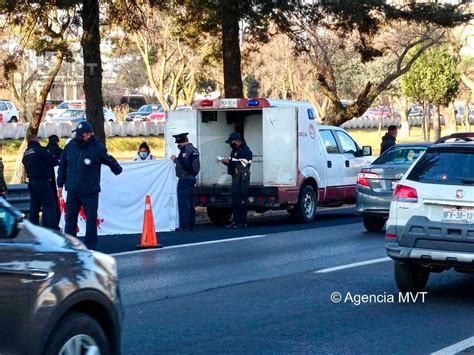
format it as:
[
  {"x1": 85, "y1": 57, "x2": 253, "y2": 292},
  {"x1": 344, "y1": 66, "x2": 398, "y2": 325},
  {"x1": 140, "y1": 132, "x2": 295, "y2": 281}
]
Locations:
[
  {"x1": 22, "y1": 136, "x2": 59, "y2": 229},
  {"x1": 171, "y1": 132, "x2": 200, "y2": 231},
  {"x1": 57, "y1": 121, "x2": 122, "y2": 250},
  {"x1": 220, "y1": 132, "x2": 253, "y2": 229}
]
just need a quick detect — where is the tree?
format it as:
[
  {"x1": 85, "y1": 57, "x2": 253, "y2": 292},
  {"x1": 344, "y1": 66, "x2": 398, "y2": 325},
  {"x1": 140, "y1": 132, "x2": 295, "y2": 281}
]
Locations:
[
  {"x1": 1, "y1": 4, "x2": 76, "y2": 182},
  {"x1": 402, "y1": 46, "x2": 460, "y2": 141},
  {"x1": 81, "y1": 0, "x2": 106, "y2": 143},
  {"x1": 281, "y1": 1, "x2": 471, "y2": 126},
  {"x1": 164, "y1": 0, "x2": 294, "y2": 98}
]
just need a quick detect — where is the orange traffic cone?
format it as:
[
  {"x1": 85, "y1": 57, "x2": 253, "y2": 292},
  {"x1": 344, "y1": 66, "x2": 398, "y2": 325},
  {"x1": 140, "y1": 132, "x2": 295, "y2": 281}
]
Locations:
[{"x1": 137, "y1": 195, "x2": 163, "y2": 249}]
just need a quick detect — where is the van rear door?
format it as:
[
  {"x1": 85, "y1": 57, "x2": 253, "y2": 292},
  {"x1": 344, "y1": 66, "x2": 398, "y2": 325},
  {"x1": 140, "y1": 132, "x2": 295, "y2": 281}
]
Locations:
[
  {"x1": 262, "y1": 107, "x2": 297, "y2": 186},
  {"x1": 165, "y1": 110, "x2": 198, "y2": 158}
]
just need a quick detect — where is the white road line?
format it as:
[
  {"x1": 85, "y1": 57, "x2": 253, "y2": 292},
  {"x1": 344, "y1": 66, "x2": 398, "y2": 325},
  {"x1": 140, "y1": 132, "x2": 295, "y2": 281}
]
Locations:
[
  {"x1": 314, "y1": 257, "x2": 391, "y2": 273},
  {"x1": 111, "y1": 234, "x2": 267, "y2": 257},
  {"x1": 431, "y1": 337, "x2": 474, "y2": 355}
]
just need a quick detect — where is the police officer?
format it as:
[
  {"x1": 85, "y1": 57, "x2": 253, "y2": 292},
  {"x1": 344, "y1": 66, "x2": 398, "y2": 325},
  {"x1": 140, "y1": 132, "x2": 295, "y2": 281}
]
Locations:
[
  {"x1": 57, "y1": 121, "x2": 122, "y2": 250},
  {"x1": 46, "y1": 135, "x2": 63, "y2": 226},
  {"x1": 22, "y1": 136, "x2": 58, "y2": 229},
  {"x1": 170, "y1": 132, "x2": 200, "y2": 231},
  {"x1": 220, "y1": 132, "x2": 253, "y2": 229},
  {"x1": 46, "y1": 135, "x2": 63, "y2": 160}
]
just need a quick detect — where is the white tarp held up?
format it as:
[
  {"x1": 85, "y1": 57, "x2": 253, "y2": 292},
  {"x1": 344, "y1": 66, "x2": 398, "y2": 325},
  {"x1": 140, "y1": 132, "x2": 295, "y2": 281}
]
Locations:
[{"x1": 60, "y1": 159, "x2": 178, "y2": 236}]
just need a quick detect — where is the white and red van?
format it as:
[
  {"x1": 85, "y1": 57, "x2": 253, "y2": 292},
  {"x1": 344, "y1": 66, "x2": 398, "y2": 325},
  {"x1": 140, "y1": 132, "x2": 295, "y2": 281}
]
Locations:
[{"x1": 165, "y1": 98, "x2": 373, "y2": 224}]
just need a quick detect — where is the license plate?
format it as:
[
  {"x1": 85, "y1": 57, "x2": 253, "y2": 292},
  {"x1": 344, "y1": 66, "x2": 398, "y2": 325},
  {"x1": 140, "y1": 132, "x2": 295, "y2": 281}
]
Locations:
[
  {"x1": 442, "y1": 207, "x2": 474, "y2": 224},
  {"x1": 391, "y1": 180, "x2": 399, "y2": 190}
]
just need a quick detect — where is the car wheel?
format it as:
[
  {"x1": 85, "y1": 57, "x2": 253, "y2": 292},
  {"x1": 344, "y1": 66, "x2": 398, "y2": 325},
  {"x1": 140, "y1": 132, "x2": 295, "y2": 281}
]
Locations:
[
  {"x1": 207, "y1": 207, "x2": 232, "y2": 225},
  {"x1": 44, "y1": 312, "x2": 110, "y2": 355},
  {"x1": 108, "y1": 119, "x2": 114, "y2": 122},
  {"x1": 9, "y1": 116, "x2": 18, "y2": 123},
  {"x1": 362, "y1": 214, "x2": 386, "y2": 232},
  {"x1": 293, "y1": 184, "x2": 317, "y2": 223},
  {"x1": 394, "y1": 261, "x2": 430, "y2": 293}
]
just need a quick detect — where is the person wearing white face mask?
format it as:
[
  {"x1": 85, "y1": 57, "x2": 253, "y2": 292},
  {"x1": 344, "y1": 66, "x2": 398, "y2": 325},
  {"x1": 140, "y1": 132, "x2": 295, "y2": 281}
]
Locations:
[{"x1": 134, "y1": 142, "x2": 155, "y2": 161}]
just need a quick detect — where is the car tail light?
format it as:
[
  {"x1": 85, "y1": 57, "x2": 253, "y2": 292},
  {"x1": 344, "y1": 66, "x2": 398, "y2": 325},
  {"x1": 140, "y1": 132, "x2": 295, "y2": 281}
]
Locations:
[
  {"x1": 357, "y1": 170, "x2": 380, "y2": 187},
  {"x1": 392, "y1": 184, "x2": 418, "y2": 202},
  {"x1": 385, "y1": 233, "x2": 397, "y2": 239},
  {"x1": 0, "y1": 112, "x2": 3, "y2": 123},
  {"x1": 199, "y1": 196, "x2": 207, "y2": 205}
]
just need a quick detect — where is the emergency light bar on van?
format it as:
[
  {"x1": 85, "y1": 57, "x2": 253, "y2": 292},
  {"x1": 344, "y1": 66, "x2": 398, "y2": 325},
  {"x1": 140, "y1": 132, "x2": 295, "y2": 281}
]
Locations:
[{"x1": 192, "y1": 98, "x2": 271, "y2": 110}]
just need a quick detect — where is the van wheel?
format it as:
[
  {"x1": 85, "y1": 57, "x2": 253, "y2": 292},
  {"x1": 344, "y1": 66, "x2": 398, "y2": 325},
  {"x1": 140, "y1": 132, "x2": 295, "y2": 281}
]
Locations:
[
  {"x1": 207, "y1": 207, "x2": 232, "y2": 225},
  {"x1": 44, "y1": 312, "x2": 110, "y2": 355},
  {"x1": 394, "y1": 261, "x2": 430, "y2": 293},
  {"x1": 362, "y1": 213, "x2": 386, "y2": 232},
  {"x1": 9, "y1": 116, "x2": 18, "y2": 123},
  {"x1": 293, "y1": 185, "x2": 317, "y2": 223}
]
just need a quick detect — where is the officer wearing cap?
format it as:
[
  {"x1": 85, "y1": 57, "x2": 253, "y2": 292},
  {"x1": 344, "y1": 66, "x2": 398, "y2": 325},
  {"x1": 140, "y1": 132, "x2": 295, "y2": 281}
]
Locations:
[
  {"x1": 170, "y1": 132, "x2": 200, "y2": 231},
  {"x1": 57, "y1": 121, "x2": 122, "y2": 250},
  {"x1": 219, "y1": 132, "x2": 253, "y2": 229},
  {"x1": 22, "y1": 135, "x2": 59, "y2": 229}
]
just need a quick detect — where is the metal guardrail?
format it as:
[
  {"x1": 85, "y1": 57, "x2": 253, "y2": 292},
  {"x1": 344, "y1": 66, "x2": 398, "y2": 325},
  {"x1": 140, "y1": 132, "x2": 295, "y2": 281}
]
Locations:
[{"x1": 5, "y1": 184, "x2": 29, "y2": 213}]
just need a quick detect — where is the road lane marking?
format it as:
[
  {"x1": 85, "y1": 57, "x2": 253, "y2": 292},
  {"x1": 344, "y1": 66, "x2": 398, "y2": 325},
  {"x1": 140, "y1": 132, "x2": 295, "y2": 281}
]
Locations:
[
  {"x1": 431, "y1": 337, "x2": 474, "y2": 355},
  {"x1": 314, "y1": 257, "x2": 391, "y2": 273},
  {"x1": 111, "y1": 234, "x2": 267, "y2": 257}
]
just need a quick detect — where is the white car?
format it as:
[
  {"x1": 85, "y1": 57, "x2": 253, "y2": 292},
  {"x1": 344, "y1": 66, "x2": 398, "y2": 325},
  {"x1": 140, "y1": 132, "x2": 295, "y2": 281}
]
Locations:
[
  {"x1": 46, "y1": 105, "x2": 116, "y2": 122},
  {"x1": 45, "y1": 100, "x2": 85, "y2": 121},
  {"x1": 386, "y1": 142, "x2": 474, "y2": 292},
  {"x1": 0, "y1": 100, "x2": 19, "y2": 123}
]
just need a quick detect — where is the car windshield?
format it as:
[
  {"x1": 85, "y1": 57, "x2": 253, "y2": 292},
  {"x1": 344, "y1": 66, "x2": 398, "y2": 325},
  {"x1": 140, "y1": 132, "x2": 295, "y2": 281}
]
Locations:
[
  {"x1": 407, "y1": 147, "x2": 474, "y2": 185},
  {"x1": 57, "y1": 102, "x2": 69, "y2": 109},
  {"x1": 373, "y1": 147, "x2": 427, "y2": 165},
  {"x1": 137, "y1": 105, "x2": 149, "y2": 112}
]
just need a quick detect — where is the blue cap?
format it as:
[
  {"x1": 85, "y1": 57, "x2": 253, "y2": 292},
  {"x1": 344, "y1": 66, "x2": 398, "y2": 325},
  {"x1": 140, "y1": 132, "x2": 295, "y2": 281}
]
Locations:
[
  {"x1": 225, "y1": 132, "x2": 241, "y2": 144},
  {"x1": 72, "y1": 121, "x2": 93, "y2": 136}
]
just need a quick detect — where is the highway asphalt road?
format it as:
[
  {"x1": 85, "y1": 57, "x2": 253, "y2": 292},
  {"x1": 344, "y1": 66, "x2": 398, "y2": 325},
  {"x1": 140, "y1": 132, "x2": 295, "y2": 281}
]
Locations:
[{"x1": 106, "y1": 208, "x2": 474, "y2": 354}]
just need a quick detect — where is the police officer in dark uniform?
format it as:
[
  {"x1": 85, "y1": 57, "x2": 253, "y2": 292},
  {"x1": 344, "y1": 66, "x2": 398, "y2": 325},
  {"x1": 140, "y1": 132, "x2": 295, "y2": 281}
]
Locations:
[
  {"x1": 46, "y1": 135, "x2": 63, "y2": 160},
  {"x1": 170, "y1": 132, "x2": 200, "y2": 231},
  {"x1": 57, "y1": 121, "x2": 122, "y2": 250},
  {"x1": 220, "y1": 132, "x2": 253, "y2": 229},
  {"x1": 22, "y1": 136, "x2": 59, "y2": 229},
  {"x1": 46, "y1": 135, "x2": 63, "y2": 227}
]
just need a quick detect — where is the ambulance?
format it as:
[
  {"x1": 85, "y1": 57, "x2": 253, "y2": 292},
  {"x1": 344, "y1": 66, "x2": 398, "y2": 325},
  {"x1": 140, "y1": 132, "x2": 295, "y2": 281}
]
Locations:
[{"x1": 165, "y1": 98, "x2": 373, "y2": 224}]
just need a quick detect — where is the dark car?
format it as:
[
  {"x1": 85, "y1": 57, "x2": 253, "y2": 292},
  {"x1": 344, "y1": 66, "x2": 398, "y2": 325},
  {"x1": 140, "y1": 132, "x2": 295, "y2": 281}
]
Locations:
[
  {"x1": 0, "y1": 198, "x2": 122, "y2": 355},
  {"x1": 126, "y1": 104, "x2": 164, "y2": 121},
  {"x1": 356, "y1": 143, "x2": 431, "y2": 232},
  {"x1": 435, "y1": 131, "x2": 474, "y2": 143}
]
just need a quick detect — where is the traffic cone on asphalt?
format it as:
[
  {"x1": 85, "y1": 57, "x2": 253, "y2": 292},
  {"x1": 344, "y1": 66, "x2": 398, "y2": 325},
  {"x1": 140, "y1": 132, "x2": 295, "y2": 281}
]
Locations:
[{"x1": 137, "y1": 195, "x2": 163, "y2": 249}]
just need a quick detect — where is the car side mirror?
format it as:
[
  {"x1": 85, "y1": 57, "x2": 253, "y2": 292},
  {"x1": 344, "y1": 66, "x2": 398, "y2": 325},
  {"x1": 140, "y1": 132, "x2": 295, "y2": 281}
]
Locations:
[
  {"x1": 362, "y1": 146, "x2": 372, "y2": 156},
  {"x1": 0, "y1": 204, "x2": 22, "y2": 239}
]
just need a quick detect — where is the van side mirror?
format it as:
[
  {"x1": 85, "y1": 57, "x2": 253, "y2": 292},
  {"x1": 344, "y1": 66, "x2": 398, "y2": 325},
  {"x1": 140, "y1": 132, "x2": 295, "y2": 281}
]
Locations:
[
  {"x1": 0, "y1": 204, "x2": 22, "y2": 239},
  {"x1": 362, "y1": 146, "x2": 372, "y2": 156}
]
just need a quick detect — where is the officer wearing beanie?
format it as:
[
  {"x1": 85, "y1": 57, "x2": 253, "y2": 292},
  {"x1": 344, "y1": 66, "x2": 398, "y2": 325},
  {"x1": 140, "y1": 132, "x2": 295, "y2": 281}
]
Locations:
[
  {"x1": 170, "y1": 132, "x2": 200, "y2": 231},
  {"x1": 219, "y1": 132, "x2": 253, "y2": 229},
  {"x1": 57, "y1": 121, "x2": 122, "y2": 250}
]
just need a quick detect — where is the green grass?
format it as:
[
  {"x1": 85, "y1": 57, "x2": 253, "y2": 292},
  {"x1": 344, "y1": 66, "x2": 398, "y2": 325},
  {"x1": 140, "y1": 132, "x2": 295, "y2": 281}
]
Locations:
[{"x1": 0, "y1": 126, "x2": 460, "y2": 183}]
